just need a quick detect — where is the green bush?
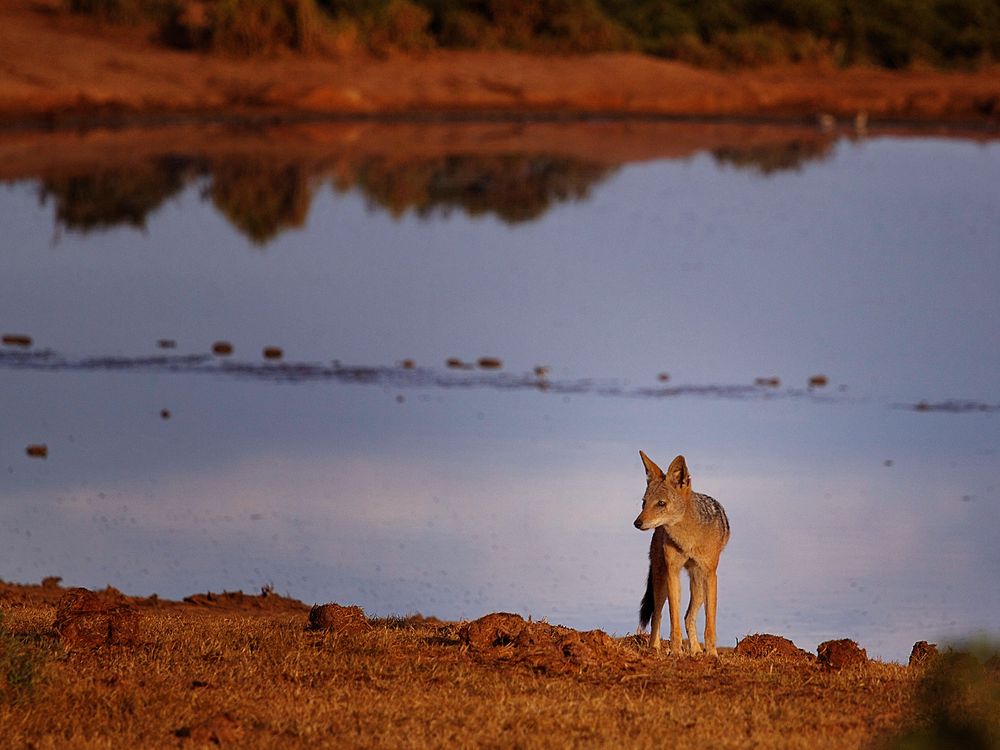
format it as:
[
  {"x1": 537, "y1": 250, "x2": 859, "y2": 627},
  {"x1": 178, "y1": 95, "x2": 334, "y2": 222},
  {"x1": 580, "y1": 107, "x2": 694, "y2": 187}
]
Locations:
[
  {"x1": 436, "y1": 8, "x2": 500, "y2": 47},
  {"x1": 596, "y1": 1, "x2": 694, "y2": 56},
  {"x1": 62, "y1": 0, "x2": 172, "y2": 22},
  {"x1": 203, "y1": 0, "x2": 326, "y2": 54},
  {"x1": 541, "y1": 0, "x2": 632, "y2": 53},
  {"x1": 422, "y1": 0, "x2": 631, "y2": 53},
  {"x1": 367, "y1": 0, "x2": 435, "y2": 52},
  {"x1": 64, "y1": 0, "x2": 1000, "y2": 67}
]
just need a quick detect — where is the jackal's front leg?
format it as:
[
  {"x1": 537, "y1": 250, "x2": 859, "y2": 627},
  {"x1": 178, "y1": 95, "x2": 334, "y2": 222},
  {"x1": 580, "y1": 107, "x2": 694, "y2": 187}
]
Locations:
[
  {"x1": 704, "y1": 568, "x2": 720, "y2": 657},
  {"x1": 666, "y1": 565, "x2": 683, "y2": 655}
]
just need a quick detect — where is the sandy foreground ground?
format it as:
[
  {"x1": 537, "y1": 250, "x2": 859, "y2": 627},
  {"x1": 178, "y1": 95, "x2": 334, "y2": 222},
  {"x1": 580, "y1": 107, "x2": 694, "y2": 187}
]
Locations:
[
  {"x1": 0, "y1": 578, "x2": 946, "y2": 748},
  {"x1": 2, "y1": 0, "x2": 1000, "y2": 126}
]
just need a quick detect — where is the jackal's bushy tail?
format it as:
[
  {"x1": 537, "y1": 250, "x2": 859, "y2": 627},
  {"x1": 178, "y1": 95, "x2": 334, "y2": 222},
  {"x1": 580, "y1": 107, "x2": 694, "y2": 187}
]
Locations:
[{"x1": 639, "y1": 563, "x2": 653, "y2": 630}]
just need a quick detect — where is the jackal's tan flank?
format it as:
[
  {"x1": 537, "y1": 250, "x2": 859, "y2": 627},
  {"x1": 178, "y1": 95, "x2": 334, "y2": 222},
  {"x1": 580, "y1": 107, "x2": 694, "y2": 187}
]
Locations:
[{"x1": 633, "y1": 452, "x2": 730, "y2": 656}]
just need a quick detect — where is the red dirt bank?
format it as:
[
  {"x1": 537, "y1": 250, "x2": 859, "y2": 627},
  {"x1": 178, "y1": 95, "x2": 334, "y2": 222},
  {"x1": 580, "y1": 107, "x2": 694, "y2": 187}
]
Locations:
[{"x1": 1, "y1": 0, "x2": 999, "y2": 126}]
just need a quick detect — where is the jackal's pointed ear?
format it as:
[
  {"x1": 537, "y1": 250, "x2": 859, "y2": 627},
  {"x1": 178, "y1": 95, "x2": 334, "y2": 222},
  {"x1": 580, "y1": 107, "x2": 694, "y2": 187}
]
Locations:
[
  {"x1": 667, "y1": 455, "x2": 690, "y2": 489},
  {"x1": 639, "y1": 450, "x2": 664, "y2": 483}
]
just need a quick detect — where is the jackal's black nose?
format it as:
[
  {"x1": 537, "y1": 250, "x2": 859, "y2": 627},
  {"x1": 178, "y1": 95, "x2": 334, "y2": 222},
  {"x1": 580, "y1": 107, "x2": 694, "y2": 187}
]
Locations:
[{"x1": 633, "y1": 518, "x2": 643, "y2": 529}]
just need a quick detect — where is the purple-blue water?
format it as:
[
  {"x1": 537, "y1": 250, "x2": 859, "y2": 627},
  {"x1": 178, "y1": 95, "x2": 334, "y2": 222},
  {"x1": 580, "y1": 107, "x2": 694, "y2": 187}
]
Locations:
[{"x1": 2, "y1": 126, "x2": 998, "y2": 662}]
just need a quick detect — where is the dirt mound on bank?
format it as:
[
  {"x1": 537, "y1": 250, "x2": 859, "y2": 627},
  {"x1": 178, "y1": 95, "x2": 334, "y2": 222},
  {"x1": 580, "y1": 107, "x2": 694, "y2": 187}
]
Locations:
[
  {"x1": 182, "y1": 588, "x2": 309, "y2": 613},
  {"x1": 458, "y1": 612, "x2": 633, "y2": 674},
  {"x1": 817, "y1": 639, "x2": 869, "y2": 669},
  {"x1": 52, "y1": 587, "x2": 139, "y2": 648},
  {"x1": 909, "y1": 640, "x2": 939, "y2": 668},
  {"x1": 735, "y1": 633, "x2": 814, "y2": 662},
  {"x1": 307, "y1": 603, "x2": 369, "y2": 634}
]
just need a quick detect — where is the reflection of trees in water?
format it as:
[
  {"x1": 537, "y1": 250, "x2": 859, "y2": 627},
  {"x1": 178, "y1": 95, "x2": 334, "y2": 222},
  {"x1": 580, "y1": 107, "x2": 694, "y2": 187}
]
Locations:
[
  {"x1": 352, "y1": 155, "x2": 615, "y2": 223},
  {"x1": 38, "y1": 153, "x2": 615, "y2": 241},
  {"x1": 205, "y1": 162, "x2": 315, "y2": 244},
  {"x1": 711, "y1": 139, "x2": 834, "y2": 175},
  {"x1": 38, "y1": 157, "x2": 191, "y2": 232},
  {"x1": 37, "y1": 144, "x2": 829, "y2": 243},
  {"x1": 37, "y1": 157, "x2": 315, "y2": 243}
]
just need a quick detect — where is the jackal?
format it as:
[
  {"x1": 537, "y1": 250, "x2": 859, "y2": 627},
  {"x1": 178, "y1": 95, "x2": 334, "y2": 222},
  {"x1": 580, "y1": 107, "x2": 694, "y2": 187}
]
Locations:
[{"x1": 633, "y1": 452, "x2": 730, "y2": 656}]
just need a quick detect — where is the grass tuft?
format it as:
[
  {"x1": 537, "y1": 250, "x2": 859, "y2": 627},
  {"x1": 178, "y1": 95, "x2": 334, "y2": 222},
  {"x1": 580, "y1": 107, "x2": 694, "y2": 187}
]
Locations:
[{"x1": 0, "y1": 611, "x2": 47, "y2": 705}]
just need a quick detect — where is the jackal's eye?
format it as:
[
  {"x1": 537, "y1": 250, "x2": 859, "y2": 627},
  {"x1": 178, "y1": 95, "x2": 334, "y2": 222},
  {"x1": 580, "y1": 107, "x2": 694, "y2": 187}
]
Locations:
[{"x1": 656, "y1": 500, "x2": 666, "y2": 507}]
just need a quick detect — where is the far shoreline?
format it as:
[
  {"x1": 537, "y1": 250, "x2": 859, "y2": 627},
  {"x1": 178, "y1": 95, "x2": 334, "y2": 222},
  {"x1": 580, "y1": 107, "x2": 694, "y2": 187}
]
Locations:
[
  {"x1": 2, "y1": 0, "x2": 999, "y2": 130},
  {"x1": 4, "y1": 107, "x2": 1000, "y2": 135}
]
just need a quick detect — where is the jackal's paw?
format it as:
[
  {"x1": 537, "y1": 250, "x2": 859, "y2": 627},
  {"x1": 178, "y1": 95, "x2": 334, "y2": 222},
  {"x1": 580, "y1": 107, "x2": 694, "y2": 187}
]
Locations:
[
  {"x1": 688, "y1": 642, "x2": 703, "y2": 656},
  {"x1": 706, "y1": 647, "x2": 719, "y2": 658}
]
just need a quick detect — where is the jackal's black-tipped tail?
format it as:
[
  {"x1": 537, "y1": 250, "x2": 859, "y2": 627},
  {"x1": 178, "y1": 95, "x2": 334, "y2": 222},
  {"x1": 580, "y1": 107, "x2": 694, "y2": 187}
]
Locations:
[{"x1": 639, "y1": 563, "x2": 654, "y2": 630}]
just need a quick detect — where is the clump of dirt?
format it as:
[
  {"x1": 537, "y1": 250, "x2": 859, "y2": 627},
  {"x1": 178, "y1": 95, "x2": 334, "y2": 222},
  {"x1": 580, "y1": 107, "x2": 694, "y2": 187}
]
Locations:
[
  {"x1": 53, "y1": 587, "x2": 139, "y2": 648},
  {"x1": 175, "y1": 712, "x2": 245, "y2": 745},
  {"x1": 25, "y1": 444, "x2": 48, "y2": 458},
  {"x1": 909, "y1": 640, "x2": 939, "y2": 668},
  {"x1": 307, "y1": 603, "x2": 368, "y2": 634},
  {"x1": 459, "y1": 612, "x2": 528, "y2": 650},
  {"x1": 817, "y1": 639, "x2": 868, "y2": 669},
  {"x1": 458, "y1": 613, "x2": 627, "y2": 674},
  {"x1": 182, "y1": 588, "x2": 308, "y2": 613},
  {"x1": 2, "y1": 334, "x2": 32, "y2": 347},
  {"x1": 735, "y1": 633, "x2": 813, "y2": 662}
]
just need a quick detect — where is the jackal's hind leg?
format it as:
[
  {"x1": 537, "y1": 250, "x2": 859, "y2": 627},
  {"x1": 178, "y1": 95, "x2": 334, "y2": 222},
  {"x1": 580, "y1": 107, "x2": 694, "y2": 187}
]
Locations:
[
  {"x1": 666, "y1": 565, "x2": 684, "y2": 655},
  {"x1": 685, "y1": 566, "x2": 705, "y2": 655},
  {"x1": 649, "y1": 560, "x2": 669, "y2": 651}
]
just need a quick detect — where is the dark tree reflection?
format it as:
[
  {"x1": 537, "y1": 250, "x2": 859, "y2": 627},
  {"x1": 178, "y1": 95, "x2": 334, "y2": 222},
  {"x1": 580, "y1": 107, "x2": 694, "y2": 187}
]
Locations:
[
  {"x1": 205, "y1": 161, "x2": 315, "y2": 244},
  {"x1": 38, "y1": 157, "x2": 191, "y2": 232},
  {"x1": 353, "y1": 155, "x2": 615, "y2": 223},
  {"x1": 34, "y1": 139, "x2": 834, "y2": 244},
  {"x1": 711, "y1": 139, "x2": 834, "y2": 175}
]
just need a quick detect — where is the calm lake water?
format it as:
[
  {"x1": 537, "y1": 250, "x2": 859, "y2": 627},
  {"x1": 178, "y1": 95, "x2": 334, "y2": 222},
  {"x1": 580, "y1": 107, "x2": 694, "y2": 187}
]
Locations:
[{"x1": 2, "y1": 122, "x2": 998, "y2": 662}]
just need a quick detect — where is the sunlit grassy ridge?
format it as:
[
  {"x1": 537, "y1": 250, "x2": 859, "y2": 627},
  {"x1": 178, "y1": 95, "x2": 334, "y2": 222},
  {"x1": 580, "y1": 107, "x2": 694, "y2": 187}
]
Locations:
[
  {"x1": 64, "y1": 0, "x2": 1000, "y2": 68},
  {"x1": 2, "y1": 580, "x2": 998, "y2": 749},
  {"x1": 0, "y1": 591, "x2": 913, "y2": 748}
]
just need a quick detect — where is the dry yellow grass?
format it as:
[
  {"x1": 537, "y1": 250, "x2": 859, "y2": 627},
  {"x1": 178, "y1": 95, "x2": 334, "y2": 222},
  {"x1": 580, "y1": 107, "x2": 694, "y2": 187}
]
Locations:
[
  {"x1": 1, "y1": 587, "x2": 916, "y2": 748},
  {"x1": 0, "y1": 580, "x2": 952, "y2": 749}
]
